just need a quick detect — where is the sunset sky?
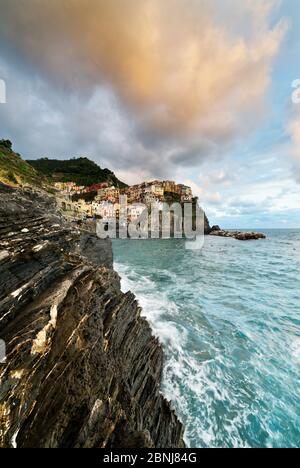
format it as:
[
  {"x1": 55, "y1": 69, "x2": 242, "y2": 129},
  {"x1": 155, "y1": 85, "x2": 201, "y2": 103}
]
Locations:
[{"x1": 0, "y1": 0, "x2": 299, "y2": 228}]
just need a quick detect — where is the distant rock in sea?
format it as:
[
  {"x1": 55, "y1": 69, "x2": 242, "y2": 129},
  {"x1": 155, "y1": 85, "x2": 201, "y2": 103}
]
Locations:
[{"x1": 209, "y1": 227, "x2": 266, "y2": 241}]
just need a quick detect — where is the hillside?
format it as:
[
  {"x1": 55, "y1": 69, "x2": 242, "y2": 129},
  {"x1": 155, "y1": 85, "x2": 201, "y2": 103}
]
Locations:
[
  {"x1": 27, "y1": 157, "x2": 127, "y2": 188},
  {"x1": 0, "y1": 140, "x2": 47, "y2": 187}
]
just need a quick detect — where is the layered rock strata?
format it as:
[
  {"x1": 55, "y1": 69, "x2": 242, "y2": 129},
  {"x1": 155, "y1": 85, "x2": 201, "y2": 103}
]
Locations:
[{"x1": 0, "y1": 183, "x2": 184, "y2": 448}]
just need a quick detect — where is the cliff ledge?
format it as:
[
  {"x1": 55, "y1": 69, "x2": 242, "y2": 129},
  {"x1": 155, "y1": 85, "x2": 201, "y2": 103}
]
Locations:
[{"x1": 0, "y1": 183, "x2": 184, "y2": 448}]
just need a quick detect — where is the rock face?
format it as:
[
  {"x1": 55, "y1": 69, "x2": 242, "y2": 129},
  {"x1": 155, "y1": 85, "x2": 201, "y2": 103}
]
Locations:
[
  {"x1": 210, "y1": 225, "x2": 221, "y2": 233},
  {"x1": 209, "y1": 228, "x2": 266, "y2": 241},
  {"x1": 0, "y1": 183, "x2": 184, "y2": 448}
]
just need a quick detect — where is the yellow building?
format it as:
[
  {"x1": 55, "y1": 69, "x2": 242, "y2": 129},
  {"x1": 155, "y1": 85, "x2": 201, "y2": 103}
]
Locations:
[{"x1": 163, "y1": 181, "x2": 176, "y2": 193}]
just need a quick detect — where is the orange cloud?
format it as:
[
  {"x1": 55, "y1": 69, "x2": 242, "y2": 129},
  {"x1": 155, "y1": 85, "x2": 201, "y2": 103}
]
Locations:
[{"x1": 0, "y1": 0, "x2": 287, "y2": 138}]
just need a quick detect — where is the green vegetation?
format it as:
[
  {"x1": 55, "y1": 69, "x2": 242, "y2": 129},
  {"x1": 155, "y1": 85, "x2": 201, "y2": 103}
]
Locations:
[
  {"x1": 0, "y1": 139, "x2": 13, "y2": 151},
  {"x1": 7, "y1": 171, "x2": 18, "y2": 184},
  {"x1": 72, "y1": 191, "x2": 97, "y2": 203},
  {"x1": 0, "y1": 141, "x2": 47, "y2": 187},
  {"x1": 164, "y1": 191, "x2": 181, "y2": 205},
  {"x1": 27, "y1": 157, "x2": 127, "y2": 188},
  {"x1": 0, "y1": 140, "x2": 127, "y2": 191}
]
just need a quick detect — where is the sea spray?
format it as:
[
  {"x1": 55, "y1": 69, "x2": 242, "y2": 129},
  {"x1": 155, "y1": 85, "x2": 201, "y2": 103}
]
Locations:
[{"x1": 113, "y1": 231, "x2": 300, "y2": 448}]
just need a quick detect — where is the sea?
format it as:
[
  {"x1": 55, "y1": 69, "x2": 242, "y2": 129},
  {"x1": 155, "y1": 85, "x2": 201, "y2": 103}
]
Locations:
[{"x1": 113, "y1": 230, "x2": 300, "y2": 448}]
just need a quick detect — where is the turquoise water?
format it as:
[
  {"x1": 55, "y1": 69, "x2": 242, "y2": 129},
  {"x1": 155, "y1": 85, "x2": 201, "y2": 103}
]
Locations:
[{"x1": 113, "y1": 230, "x2": 300, "y2": 448}]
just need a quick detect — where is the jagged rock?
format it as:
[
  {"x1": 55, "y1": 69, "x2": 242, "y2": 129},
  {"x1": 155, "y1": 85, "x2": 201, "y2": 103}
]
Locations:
[
  {"x1": 209, "y1": 229, "x2": 266, "y2": 241},
  {"x1": 210, "y1": 225, "x2": 221, "y2": 233},
  {"x1": 234, "y1": 232, "x2": 266, "y2": 241},
  {"x1": 0, "y1": 184, "x2": 184, "y2": 448}
]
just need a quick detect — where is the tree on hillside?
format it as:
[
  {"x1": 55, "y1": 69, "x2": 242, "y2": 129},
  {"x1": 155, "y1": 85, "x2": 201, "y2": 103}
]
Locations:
[{"x1": 0, "y1": 139, "x2": 12, "y2": 150}]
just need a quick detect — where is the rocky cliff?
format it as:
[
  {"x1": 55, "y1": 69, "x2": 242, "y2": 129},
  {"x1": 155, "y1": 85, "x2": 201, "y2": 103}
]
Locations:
[{"x1": 0, "y1": 183, "x2": 184, "y2": 448}]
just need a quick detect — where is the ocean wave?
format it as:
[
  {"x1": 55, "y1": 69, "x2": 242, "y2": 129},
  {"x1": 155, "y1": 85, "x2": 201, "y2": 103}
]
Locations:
[{"x1": 113, "y1": 232, "x2": 300, "y2": 448}]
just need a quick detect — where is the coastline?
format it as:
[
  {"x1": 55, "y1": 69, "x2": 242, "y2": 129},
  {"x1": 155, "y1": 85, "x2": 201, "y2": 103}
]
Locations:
[
  {"x1": 112, "y1": 231, "x2": 300, "y2": 448},
  {"x1": 0, "y1": 183, "x2": 185, "y2": 448}
]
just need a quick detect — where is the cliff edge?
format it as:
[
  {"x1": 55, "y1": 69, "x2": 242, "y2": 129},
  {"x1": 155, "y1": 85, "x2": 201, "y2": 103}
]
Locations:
[{"x1": 0, "y1": 183, "x2": 184, "y2": 448}]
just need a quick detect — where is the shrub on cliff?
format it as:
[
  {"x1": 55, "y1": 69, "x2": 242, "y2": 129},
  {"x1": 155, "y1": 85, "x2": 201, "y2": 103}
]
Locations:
[
  {"x1": 0, "y1": 139, "x2": 12, "y2": 151},
  {"x1": 7, "y1": 171, "x2": 18, "y2": 184}
]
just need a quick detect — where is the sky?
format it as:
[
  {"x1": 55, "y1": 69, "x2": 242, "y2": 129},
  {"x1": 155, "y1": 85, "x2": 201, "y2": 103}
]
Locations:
[{"x1": 0, "y1": 0, "x2": 299, "y2": 228}]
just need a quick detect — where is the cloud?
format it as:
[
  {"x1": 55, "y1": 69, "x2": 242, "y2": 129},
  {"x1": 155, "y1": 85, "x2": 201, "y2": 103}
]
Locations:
[
  {"x1": 170, "y1": 141, "x2": 216, "y2": 167},
  {"x1": 184, "y1": 178, "x2": 222, "y2": 204},
  {"x1": 0, "y1": 0, "x2": 287, "y2": 173},
  {"x1": 198, "y1": 170, "x2": 236, "y2": 187}
]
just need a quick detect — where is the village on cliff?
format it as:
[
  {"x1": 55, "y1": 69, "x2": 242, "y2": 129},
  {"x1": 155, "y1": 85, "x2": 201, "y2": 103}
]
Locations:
[{"x1": 56, "y1": 180, "x2": 194, "y2": 222}]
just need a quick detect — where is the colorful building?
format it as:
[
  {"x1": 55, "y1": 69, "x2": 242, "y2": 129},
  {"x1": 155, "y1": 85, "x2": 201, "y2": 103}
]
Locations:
[
  {"x1": 85, "y1": 182, "x2": 109, "y2": 193},
  {"x1": 96, "y1": 186, "x2": 120, "y2": 203},
  {"x1": 127, "y1": 204, "x2": 147, "y2": 221},
  {"x1": 163, "y1": 180, "x2": 176, "y2": 193}
]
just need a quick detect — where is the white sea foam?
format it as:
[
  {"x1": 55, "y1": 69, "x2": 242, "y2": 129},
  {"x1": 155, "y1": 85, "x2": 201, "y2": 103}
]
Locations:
[
  {"x1": 115, "y1": 260, "x2": 258, "y2": 447},
  {"x1": 290, "y1": 336, "x2": 300, "y2": 363},
  {"x1": 113, "y1": 231, "x2": 300, "y2": 448}
]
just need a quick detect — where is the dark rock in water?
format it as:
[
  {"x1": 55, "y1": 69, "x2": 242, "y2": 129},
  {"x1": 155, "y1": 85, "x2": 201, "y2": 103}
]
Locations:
[
  {"x1": 234, "y1": 232, "x2": 266, "y2": 241},
  {"x1": 0, "y1": 185, "x2": 184, "y2": 448},
  {"x1": 210, "y1": 225, "x2": 221, "y2": 233},
  {"x1": 209, "y1": 229, "x2": 266, "y2": 241}
]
